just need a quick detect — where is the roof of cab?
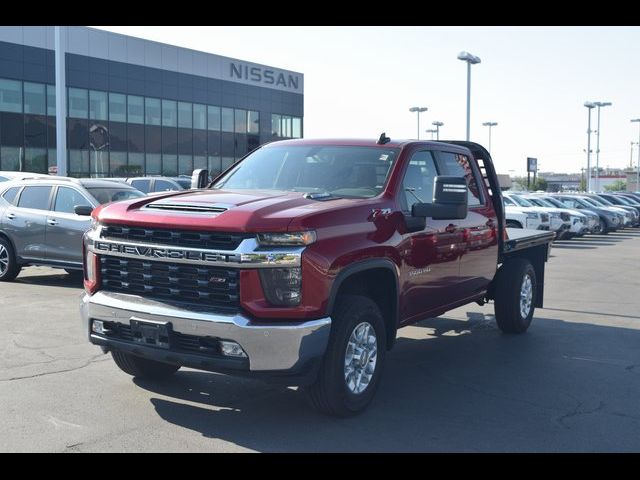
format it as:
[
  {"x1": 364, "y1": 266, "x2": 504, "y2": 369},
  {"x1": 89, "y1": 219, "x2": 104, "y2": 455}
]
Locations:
[{"x1": 264, "y1": 137, "x2": 464, "y2": 150}]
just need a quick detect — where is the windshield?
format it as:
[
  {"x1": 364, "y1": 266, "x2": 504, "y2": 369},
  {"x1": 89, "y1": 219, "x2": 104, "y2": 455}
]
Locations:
[
  {"x1": 606, "y1": 195, "x2": 629, "y2": 205},
  {"x1": 531, "y1": 197, "x2": 555, "y2": 208},
  {"x1": 508, "y1": 195, "x2": 534, "y2": 207},
  {"x1": 87, "y1": 187, "x2": 145, "y2": 204},
  {"x1": 590, "y1": 196, "x2": 612, "y2": 206},
  {"x1": 579, "y1": 197, "x2": 600, "y2": 207},
  {"x1": 544, "y1": 197, "x2": 566, "y2": 208},
  {"x1": 212, "y1": 145, "x2": 400, "y2": 198}
]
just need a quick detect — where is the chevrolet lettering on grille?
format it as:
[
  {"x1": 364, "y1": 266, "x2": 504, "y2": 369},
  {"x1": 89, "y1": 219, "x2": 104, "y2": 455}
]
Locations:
[{"x1": 93, "y1": 241, "x2": 239, "y2": 264}]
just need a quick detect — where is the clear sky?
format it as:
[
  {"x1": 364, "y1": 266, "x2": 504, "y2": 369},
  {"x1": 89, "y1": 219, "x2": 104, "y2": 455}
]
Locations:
[{"x1": 94, "y1": 26, "x2": 640, "y2": 176}]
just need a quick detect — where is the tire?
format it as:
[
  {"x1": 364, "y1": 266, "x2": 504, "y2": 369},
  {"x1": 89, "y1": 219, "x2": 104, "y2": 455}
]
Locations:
[
  {"x1": 494, "y1": 258, "x2": 536, "y2": 334},
  {"x1": 303, "y1": 294, "x2": 386, "y2": 417},
  {"x1": 506, "y1": 220, "x2": 522, "y2": 229},
  {"x1": 0, "y1": 237, "x2": 21, "y2": 282},
  {"x1": 111, "y1": 350, "x2": 180, "y2": 379},
  {"x1": 599, "y1": 218, "x2": 608, "y2": 234}
]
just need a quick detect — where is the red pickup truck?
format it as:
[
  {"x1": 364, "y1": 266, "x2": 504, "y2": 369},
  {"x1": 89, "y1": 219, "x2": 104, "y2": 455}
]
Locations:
[{"x1": 81, "y1": 137, "x2": 553, "y2": 416}]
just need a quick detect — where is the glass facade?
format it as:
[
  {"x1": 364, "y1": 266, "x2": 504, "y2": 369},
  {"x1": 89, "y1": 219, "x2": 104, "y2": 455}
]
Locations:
[{"x1": 0, "y1": 76, "x2": 302, "y2": 177}]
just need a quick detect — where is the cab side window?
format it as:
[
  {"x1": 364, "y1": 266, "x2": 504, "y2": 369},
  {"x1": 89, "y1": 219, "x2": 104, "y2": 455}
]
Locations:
[
  {"x1": 400, "y1": 151, "x2": 438, "y2": 213},
  {"x1": 154, "y1": 180, "x2": 179, "y2": 192},
  {"x1": 17, "y1": 186, "x2": 52, "y2": 210},
  {"x1": 438, "y1": 152, "x2": 483, "y2": 206}
]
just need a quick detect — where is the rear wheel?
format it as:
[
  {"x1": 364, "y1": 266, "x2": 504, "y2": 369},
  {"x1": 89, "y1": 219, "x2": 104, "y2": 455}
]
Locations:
[
  {"x1": 303, "y1": 294, "x2": 386, "y2": 417},
  {"x1": 494, "y1": 258, "x2": 536, "y2": 334},
  {"x1": 0, "y1": 238, "x2": 20, "y2": 282},
  {"x1": 111, "y1": 350, "x2": 180, "y2": 379}
]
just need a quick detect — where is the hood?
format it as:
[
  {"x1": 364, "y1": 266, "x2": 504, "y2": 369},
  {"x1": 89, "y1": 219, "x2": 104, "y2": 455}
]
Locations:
[{"x1": 94, "y1": 188, "x2": 366, "y2": 232}]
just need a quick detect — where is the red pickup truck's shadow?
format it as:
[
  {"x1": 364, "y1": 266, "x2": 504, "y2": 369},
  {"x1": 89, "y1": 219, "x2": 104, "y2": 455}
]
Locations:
[
  {"x1": 133, "y1": 314, "x2": 640, "y2": 452},
  {"x1": 15, "y1": 271, "x2": 83, "y2": 289}
]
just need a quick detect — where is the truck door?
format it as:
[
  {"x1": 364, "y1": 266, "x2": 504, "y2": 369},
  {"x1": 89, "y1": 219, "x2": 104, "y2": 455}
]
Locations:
[
  {"x1": 398, "y1": 150, "x2": 465, "y2": 320},
  {"x1": 436, "y1": 150, "x2": 498, "y2": 296}
]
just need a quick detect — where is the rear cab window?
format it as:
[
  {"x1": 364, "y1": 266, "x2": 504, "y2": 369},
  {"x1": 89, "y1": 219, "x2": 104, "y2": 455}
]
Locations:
[{"x1": 436, "y1": 151, "x2": 484, "y2": 207}]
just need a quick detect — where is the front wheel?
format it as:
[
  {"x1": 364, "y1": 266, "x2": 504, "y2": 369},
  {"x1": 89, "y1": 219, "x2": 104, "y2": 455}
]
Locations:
[
  {"x1": 494, "y1": 258, "x2": 536, "y2": 334},
  {"x1": 303, "y1": 294, "x2": 386, "y2": 417},
  {"x1": 599, "y1": 218, "x2": 609, "y2": 234}
]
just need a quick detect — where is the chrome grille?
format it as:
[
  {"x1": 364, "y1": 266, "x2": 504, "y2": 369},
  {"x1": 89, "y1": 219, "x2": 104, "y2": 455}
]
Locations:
[
  {"x1": 101, "y1": 225, "x2": 249, "y2": 250},
  {"x1": 100, "y1": 256, "x2": 239, "y2": 309}
]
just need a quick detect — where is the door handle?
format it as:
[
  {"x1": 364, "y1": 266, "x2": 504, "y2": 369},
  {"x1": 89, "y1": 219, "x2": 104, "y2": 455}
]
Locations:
[
  {"x1": 6, "y1": 213, "x2": 16, "y2": 220},
  {"x1": 47, "y1": 219, "x2": 58, "y2": 226}
]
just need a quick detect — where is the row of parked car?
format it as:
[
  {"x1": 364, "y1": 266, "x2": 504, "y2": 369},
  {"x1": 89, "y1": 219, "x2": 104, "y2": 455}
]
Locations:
[{"x1": 503, "y1": 191, "x2": 640, "y2": 239}]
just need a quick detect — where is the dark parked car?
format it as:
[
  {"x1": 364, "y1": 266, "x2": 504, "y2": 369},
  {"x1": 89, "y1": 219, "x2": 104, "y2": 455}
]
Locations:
[
  {"x1": 0, "y1": 178, "x2": 144, "y2": 281},
  {"x1": 553, "y1": 194, "x2": 624, "y2": 233},
  {"x1": 125, "y1": 177, "x2": 185, "y2": 194}
]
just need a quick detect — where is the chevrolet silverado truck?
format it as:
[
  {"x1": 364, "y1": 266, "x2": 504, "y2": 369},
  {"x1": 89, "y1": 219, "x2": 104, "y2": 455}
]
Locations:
[{"x1": 80, "y1": 137, "x2": 554, "y2": 416}]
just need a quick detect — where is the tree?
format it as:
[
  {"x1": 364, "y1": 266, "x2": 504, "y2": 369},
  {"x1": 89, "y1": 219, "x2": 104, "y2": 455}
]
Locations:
[
  {"x1": 604, "y1": 180, "x2": 626, "y2": 192},
  {"x1": 530, "y1": 178, "x2": 548, "y2": 192}
]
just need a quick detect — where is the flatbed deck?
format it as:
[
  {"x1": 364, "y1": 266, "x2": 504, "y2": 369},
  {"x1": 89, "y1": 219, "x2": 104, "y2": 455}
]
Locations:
[{"x1": 503, "y1": 228, "x2": 555, "y2": 254}]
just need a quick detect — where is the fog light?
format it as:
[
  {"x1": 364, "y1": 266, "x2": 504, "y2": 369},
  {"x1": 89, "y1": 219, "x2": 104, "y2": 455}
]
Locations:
[
  {"x1": 92, "y1": 320, "x2": 107, "y2": 334},
  {"x1": 220, "y1": 340, "x2": 247, "y2": 358}
]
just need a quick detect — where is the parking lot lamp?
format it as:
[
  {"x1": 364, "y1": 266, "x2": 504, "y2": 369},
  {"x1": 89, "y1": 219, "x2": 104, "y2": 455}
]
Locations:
[
  {"x1": 482, "y1": 122, "x2": 498, "y2": 153},
  {"x1": 432, "y1": 121, "x2": 444, "y2": 140},
  {"x1": 593, "y1": 102, "x2": 612, "y2": 191},
  {"x1": 409, "y1": 107, "x2": 428, "y2": 139},
  {"x1": 457, "y1": 51, "x2": 481, "y2": 141},
  {"x1": 632, "y1": 119, "x2": 640, "y2": 191},
  {"x1": 584, "y1": 102, "x2": 596, "y2": 192}
]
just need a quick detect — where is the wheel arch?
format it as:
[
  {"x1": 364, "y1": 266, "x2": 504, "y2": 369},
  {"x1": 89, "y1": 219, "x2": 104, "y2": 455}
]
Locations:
[{"x1": 327, "y1": 259, "x2": 400, "y2": 349}]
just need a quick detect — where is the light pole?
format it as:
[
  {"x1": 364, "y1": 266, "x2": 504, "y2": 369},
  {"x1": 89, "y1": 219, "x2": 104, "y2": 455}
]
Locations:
[
  {"x1": 630, "y1": 141, "x2": 639, "y2": 169},
  {"x1": 584, "y1": 102, "x2": 596, "y2": 192},
  {"x1": 632, "y1": 119, "x2": 640, "y2": 191},
  {"x1": 457, "y1": 51, "x2": 481, "y2": 141},
  {"x1": 593, "y1": 101, "x2": 612, "y2": 192},
  {"x1": 409, "y1": 107, "x2": 428, "y2": 139},
  {"x1": 425, "y1": 129, "x2": 437, "y2": 140},
  {"x1": 482, "y1": 121, "x2": 498, "y2": 153},
  {"x1": 432, "y1": 121, "x2": 443, "y2": 140}
]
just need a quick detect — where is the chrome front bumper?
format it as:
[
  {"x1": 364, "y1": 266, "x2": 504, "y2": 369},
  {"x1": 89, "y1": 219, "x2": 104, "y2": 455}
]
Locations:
[{"x1": 81, "y1": 291, "x2": 331, "y2": 373}]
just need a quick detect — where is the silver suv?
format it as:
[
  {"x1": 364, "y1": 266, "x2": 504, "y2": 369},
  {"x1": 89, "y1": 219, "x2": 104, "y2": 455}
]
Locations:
[{"x1": 0, "y1": 178, "x2": 144, "y2": 281}]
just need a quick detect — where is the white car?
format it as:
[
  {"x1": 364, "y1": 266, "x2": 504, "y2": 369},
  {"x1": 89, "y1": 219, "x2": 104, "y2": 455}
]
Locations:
[
  {"x1": 523, "y1": 194, "x2": 587, "y2": 238},
  {"x1": 503, "y1": 196, "x2": 551, "y2": 230},
  {"x1": 540, "y1": 195, "x2": 602, "y2": 234},
  {"x1": 505, "y1": 193, "x2": 570, "y2": 239}
]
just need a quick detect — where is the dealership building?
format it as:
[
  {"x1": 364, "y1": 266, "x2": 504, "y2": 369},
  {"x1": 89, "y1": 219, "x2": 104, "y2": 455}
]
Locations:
[{"x1": 0, "y1": 26, "x2": 304, "y2": 177}]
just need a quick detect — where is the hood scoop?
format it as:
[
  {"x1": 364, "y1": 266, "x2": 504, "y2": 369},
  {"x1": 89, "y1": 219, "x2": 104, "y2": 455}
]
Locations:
[{"x1": 144, "y1": 201, "x2": 228, "y2": 214}]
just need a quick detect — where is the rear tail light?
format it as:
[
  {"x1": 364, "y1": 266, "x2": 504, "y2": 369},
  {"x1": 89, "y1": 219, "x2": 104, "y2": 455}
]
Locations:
[{"x1": 83, "y1": 236, "x2": 100, "y2": 295}]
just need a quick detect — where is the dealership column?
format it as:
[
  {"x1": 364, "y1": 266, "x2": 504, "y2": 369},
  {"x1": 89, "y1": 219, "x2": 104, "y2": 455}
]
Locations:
[{"x1": 54, "y1": 26, "x2": 67, "y2": 176}]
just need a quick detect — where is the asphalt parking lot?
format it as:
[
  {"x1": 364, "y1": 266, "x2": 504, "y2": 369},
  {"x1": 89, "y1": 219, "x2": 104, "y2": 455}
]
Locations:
[{"x1": 1, "y1": 229, "x2": 639, "y2": 452}]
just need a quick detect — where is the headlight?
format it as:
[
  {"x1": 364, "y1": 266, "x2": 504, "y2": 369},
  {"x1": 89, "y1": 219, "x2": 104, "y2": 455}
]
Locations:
[
  {"x1": 526, "y1": 212, "x2": 538, "y2": 219},
  {"x1": 259, "y1": 268, "x2": 302, "y2": 306},
  {"x1": 256, "y1": 231, "x2": 317, "y2": 246}
]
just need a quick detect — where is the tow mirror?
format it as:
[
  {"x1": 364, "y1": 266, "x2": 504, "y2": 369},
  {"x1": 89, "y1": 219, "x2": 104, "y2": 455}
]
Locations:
[
  {"x1": 412, "y1": 176, "x2": 468, "y2": 220},
  {"x1": 191, "y1": 169, "x2": 209, "y2": 189},
  {"x1": 74, "y1": 205, "x2": 93, "y2": 216}
]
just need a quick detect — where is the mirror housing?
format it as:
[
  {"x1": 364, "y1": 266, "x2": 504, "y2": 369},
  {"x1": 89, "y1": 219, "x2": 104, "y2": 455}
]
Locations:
[
  {"x1": 74, "y1": 205, "x2": 93, "y2": 216},
  {"x1": 411, "y1": 176, "x2": 468, "y2": 220},
  {"x1": 191, "y1": 169, "x2": 209, "y2": 189}
]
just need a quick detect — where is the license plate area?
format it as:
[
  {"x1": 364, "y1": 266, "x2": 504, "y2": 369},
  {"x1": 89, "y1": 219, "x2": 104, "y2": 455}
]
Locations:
[{"x1": 130, "y1": 318, "x2": 172, "y2": 349}]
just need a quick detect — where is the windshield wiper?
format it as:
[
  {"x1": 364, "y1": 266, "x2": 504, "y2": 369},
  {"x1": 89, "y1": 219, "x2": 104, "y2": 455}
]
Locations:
[{"x1": 405, "y1": 188, "x2": 424, "y2": 203}]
